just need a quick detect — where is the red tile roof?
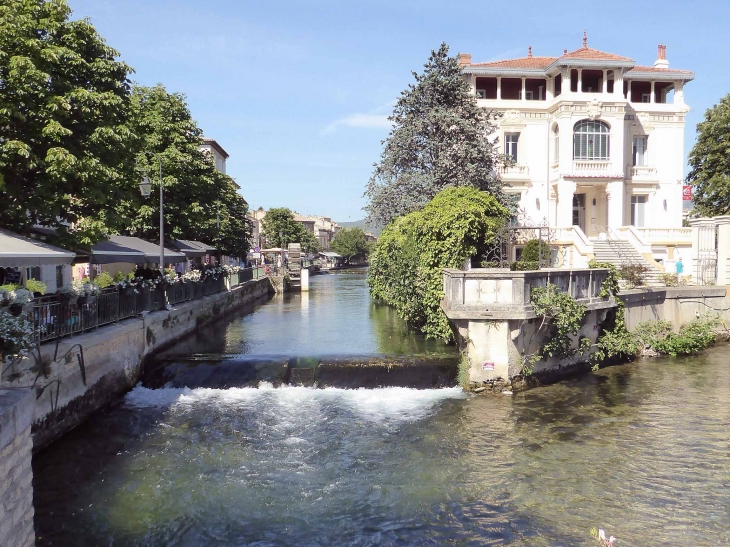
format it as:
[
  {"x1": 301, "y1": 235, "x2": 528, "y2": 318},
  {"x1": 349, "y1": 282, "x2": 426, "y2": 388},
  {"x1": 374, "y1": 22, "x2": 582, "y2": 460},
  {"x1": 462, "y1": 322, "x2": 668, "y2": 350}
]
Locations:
[
  {"x1": 628, "y1": 65, "x2": 694, "y2": 74},
  {"x1": 560, "y1": 47, "x2": 633, "y2": 62},
  {"x1": 470, "y1": 56, "x2": 557, "y2": 69}
]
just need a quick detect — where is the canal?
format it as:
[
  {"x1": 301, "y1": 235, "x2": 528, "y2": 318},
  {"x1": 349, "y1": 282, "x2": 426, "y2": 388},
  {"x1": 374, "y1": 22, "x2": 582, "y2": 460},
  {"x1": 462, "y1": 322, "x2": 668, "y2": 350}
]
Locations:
[{"x1": 33, "y1": 271, "x2": 730, "y2": 546}]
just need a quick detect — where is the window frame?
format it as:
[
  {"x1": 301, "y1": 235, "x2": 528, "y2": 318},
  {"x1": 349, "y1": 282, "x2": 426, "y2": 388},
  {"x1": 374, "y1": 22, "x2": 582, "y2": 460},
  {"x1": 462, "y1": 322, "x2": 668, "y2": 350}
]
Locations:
[
  {"x1": 573, "y1": 120, "x2": 610, "y2": 161},
  {"x1": 632, "y1": 136, "x2": 648, "y2": 167},
  {"x1": 504, "y1": 132, "x2": 520, "y2": 163}
]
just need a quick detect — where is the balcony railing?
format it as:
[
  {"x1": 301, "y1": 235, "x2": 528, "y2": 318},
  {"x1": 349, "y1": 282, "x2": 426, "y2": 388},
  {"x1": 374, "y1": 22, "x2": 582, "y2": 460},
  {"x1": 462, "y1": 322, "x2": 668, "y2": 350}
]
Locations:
[
  {"x1": 500, "y1": 165, "x2": 530, "y2": 178},
  {"x1": 566, "y1": 161, "x2": 623, "y2": 179},
  {"x1": 25, "y1": 267, "x2": 266, "y2": 345},
  {"x1": 629, "y1": 166, "x2": 658, "y2": 179}
]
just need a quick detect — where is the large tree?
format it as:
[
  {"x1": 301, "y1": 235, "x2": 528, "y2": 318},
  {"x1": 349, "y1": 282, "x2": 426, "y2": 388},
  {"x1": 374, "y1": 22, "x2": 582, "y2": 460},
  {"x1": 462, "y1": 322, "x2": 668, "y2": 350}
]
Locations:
[
  {"x1": 330, "y1": 227, "x2": 370, "y2": 264},
  {"x1": 121, "y1": 85, "x2": 250, "y2": 257},
  {"x1": 686, "y1": 94, "x2": 730, "y2": 216},
  {"x1": 364, "y1": 43, "x2": 509, "y2": 226},
  {"x1": 0, "y1": 0, "x2": 137, "y2": 246},
  {"x1": 261, "y1": 208, "x2": 319, "y2": 253}
]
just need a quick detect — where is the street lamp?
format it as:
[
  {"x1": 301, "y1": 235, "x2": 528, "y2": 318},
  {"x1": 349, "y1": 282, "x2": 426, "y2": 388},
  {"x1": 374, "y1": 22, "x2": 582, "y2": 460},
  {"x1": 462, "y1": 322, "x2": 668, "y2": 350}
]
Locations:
[{"x1": 137, "y1": 155, "x2": 164, "y2": 272}]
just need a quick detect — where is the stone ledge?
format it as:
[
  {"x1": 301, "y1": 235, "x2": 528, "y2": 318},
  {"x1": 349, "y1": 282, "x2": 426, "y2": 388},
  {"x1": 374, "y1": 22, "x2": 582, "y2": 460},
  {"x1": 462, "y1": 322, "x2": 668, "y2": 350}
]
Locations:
[{"x1": 0, "y1": 389, "x2": 35, "y2": 451}]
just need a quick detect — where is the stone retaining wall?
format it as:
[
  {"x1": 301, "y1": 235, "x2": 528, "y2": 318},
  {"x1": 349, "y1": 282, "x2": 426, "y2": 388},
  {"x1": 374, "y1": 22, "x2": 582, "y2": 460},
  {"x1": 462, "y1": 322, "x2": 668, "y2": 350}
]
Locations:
[
  {"x1": 1, "y1": 277, "x2": 273, "y2": 450},
  {"x1": 0, "y1": 389, "x2": 35, "y2": 547}
]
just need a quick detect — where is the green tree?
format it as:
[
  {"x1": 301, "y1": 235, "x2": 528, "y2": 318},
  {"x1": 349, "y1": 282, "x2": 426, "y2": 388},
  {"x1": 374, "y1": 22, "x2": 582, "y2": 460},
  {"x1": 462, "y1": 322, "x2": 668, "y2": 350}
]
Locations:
[
  {"x1": 261, "y1": 208, "x2": 319, "y2": 253},
  {"x1": 330, "y1": 227, "x2": 370, "y2": 264},
  {"x1": 121, "y1": 85, "x2": 250, "y2": 257},
  {"x1": 0, "y1": 0, "x2": 137, "y2": 246},
  {"x1": 368, "y1": 187, "x2": 508, "y2": 341},
  {"x1": 686, "y1": 93, "x2": 730, "y2": 216},
  {"x1": 365, "y1": 43, "x2": 509, "y2": 226}
]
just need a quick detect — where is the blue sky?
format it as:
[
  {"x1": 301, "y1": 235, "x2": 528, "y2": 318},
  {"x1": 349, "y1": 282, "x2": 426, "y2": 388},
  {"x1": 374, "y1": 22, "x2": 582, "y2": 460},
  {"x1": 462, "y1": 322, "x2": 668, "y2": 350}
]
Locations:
[{"x1": 68, "y1": 0, "x2": 730, "y2": 223}]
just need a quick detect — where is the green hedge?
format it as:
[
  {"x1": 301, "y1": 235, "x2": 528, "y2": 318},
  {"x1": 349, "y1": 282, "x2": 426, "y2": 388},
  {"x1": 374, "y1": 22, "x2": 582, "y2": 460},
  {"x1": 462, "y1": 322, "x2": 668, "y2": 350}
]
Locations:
[{"x1": 368, "y1": 187, "x2": 508, "y2": 342}]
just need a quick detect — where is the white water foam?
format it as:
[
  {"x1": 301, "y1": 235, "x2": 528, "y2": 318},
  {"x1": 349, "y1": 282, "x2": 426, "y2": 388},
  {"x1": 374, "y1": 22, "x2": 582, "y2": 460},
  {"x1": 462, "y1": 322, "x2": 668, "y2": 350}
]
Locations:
[{"x1": 124, "y1": 383, "x2": 466, "y2": 423}]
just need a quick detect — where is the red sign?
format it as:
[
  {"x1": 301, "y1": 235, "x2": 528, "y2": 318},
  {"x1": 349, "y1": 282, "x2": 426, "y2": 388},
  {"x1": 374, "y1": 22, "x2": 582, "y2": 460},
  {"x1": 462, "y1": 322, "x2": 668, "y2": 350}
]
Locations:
[
  {"x1": 682, "y1": 185, "x2": 693, "y2": 201},
  {"x1": 482, "y1": 362, "x2": 495, "y2": 371}
]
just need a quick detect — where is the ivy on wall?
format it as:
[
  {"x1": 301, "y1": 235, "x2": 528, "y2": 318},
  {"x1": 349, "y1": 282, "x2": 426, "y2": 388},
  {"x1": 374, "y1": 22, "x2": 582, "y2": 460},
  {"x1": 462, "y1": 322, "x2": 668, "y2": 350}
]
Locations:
[{"x1": 368, "y1": 187, "x2": 508, "y2": 342}]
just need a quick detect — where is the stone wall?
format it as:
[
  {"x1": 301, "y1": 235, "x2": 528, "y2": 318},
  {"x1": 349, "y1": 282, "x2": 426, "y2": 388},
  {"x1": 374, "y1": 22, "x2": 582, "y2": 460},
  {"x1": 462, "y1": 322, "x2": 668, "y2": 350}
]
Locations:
[
  {"x1": 1, "y1": 277, "x2": 273, "y2": 450},
  {"x1": 0, "y1": 389, "x2": 35, "y2": 547},
  {"x1": 621, "y1": 286, "x2": 730, "y2": 330}
]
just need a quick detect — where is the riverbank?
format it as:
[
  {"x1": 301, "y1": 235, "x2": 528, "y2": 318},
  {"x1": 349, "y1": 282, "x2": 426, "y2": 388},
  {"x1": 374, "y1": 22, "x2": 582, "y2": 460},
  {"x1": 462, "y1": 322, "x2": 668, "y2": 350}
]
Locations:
[{"x1": 1, "y1": 276, "x2": 273, "y2": 450}]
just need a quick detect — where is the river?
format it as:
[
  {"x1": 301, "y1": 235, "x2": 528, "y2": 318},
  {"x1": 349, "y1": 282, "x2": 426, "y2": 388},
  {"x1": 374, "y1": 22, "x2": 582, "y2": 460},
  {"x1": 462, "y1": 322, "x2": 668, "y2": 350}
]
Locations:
[{"x1": 32, "y1": 271, "x2": 730, "y2": 546}]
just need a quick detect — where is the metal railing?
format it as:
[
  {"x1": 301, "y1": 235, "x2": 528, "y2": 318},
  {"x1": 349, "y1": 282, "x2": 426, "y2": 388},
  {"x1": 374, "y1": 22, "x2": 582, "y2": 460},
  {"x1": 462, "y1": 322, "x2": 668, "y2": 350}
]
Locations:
[{"x1": 28, "y1": 267, "x2": 266, "y2": 345}]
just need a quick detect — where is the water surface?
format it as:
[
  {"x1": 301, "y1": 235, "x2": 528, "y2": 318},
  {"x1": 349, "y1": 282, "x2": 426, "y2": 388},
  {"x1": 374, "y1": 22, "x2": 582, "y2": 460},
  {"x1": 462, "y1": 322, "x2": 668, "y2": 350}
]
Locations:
[{"x1": 32, "y1": 272, "x2": 730, "y2": 546}]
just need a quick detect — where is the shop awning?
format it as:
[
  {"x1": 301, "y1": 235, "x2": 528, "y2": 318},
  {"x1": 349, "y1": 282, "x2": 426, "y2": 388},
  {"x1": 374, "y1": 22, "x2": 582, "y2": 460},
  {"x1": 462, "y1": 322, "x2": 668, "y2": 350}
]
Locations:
[
  {"x1": 0, "y1": 229, "x2": 76, "y2": 267},
  {"x1": 170, "y1": 240, "x2": 208, "y2": 258},
  {"x1": 319, "y1": 252, "x2": 342, "y2": 258},
  {"x1": 90, "y1": 236, "x2": 187, "y2": 264}
]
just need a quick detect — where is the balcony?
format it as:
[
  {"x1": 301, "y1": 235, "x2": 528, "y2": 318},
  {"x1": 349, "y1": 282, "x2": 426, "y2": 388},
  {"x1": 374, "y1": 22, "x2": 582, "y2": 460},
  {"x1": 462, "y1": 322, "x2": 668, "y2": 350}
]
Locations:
[
  {"x1": 500, "y1": 165, "x2": 530, "y2": 180},
  {"x1": 628, "y1": 165, "x2": 658, "y2": 180},
  {"x1": 565, "y1": 161, "x2": 623, "y2": 179}
]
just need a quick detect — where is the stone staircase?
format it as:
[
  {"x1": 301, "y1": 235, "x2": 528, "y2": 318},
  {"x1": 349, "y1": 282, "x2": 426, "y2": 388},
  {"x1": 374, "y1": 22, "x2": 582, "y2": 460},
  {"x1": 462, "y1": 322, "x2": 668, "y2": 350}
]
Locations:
[{"x1": 591, "y1": 240, "x2": 665, "y2": 287}]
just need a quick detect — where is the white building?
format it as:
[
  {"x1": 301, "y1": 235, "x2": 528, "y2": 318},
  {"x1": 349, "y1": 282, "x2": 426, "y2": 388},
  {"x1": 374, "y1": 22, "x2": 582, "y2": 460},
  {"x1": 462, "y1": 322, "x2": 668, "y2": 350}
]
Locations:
[
  {"x1": 200, "y1": 137, "x2": 229, "y2": 174},
  {"x1": 460, "y1": 36, "x2": 694, "y2": 269}
]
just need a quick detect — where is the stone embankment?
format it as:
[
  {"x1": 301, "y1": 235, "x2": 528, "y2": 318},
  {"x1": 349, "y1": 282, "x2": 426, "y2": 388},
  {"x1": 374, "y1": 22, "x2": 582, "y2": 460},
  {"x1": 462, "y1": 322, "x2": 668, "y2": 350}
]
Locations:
[
  {"x1": 1, "y1": 277, "x2": 273, "y2": 450},
  {"x1": 0, "y1": 389, "x2": 35, "y2": 547}
]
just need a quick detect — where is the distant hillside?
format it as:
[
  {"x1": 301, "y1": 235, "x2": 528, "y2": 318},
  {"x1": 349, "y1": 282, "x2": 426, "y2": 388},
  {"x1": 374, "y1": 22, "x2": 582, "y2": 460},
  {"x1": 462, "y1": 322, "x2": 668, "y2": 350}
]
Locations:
[{"x1": 337, "y1": 219, "x2": 383, "y2": 237}]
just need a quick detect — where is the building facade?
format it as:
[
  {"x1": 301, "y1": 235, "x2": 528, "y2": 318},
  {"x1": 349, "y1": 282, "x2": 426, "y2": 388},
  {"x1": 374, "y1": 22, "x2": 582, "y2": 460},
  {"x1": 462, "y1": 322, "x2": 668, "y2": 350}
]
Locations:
[{"x1": 460, "y1": 36, "x2": 694, "y2": 269}]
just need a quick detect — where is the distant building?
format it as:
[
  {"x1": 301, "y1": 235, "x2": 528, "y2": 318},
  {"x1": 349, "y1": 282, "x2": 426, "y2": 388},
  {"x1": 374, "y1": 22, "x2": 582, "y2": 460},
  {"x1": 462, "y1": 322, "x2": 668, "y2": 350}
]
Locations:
[{"x1": 199, "y1": 137, "x2": 229, "y2": 175}]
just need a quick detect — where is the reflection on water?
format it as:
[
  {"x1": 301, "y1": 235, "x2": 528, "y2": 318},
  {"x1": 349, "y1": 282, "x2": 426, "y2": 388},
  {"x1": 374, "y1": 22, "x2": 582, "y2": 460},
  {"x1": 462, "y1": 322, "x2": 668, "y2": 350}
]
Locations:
[
  {"x1": 158, "y1": 270, "x2": 457, "y2": 359},
  {"x1": 34, "y1": 345, "x2": 730, "y2": 546}
]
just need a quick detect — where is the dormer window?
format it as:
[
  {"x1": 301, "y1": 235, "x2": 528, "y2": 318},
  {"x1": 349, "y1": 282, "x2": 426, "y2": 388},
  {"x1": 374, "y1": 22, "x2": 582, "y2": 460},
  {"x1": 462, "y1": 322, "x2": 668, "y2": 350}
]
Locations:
[{"x1": 573, "y1": 120, "x2": 610, "y2": 160}]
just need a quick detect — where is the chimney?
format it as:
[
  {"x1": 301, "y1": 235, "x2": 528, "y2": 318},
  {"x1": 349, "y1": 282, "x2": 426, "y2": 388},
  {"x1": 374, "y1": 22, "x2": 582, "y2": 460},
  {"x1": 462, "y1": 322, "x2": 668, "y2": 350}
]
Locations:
[
  {"x1": 654, "y1": 44, "x2": 669, "y2": 69},
  {"x1": 528, "y1": 46, "x2": 533, "y2": 58},
  {"x1": 458, "y1": 53, "x2": 472, "y2": 66}
]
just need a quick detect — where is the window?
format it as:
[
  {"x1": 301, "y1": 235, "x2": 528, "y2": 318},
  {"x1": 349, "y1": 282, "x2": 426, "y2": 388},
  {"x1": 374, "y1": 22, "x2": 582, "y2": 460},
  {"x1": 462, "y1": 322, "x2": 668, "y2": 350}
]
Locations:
[
  {"x1": 633, "y1": 136, "x2": 647, "y2": 166},
  {"x1": 552, "y1": 126, "x2": 560, "y2": 164},
  {"x1": 631, "y1": 195, "x2": 647, "y2": 227},
  {"x1": 573, "y1": 120, "x2": 610, "y2": 160},
  {"x1": 24, "y1": 266, "x2": 40, "y2": 282},
  {"x1": 476, "y1": 88, "x2": 486, "y2": 99},
  {"x1": 505, "y1": 133, "x2": 519, "y2": 162},
  {"x1": 525, "y1": 90, "x2": 534, "y2": 100},
  {"x1": 56, "y1": 265, "x2": 64, "y2": 289},
  {"x1": 641, "y1": 93, "x2": 651, "y2": 103}
]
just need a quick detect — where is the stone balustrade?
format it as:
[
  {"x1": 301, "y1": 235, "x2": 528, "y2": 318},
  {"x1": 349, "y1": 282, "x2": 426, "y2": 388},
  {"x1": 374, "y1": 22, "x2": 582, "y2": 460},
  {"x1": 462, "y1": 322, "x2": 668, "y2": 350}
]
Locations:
[{"x1": 442, "y1": 267, "x2": 611, "y2": 320}]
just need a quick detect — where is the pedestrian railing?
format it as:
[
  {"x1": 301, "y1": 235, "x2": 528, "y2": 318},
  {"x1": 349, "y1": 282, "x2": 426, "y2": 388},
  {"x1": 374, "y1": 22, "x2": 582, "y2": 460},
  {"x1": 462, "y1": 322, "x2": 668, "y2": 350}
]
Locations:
[{"x1": 28, "y1": 267, "x2": 267, "y2": 345}]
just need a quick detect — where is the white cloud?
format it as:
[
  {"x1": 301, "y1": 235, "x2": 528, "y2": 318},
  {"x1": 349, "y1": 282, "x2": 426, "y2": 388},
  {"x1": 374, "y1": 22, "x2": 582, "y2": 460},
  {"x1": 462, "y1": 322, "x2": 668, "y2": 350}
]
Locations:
[{"x1": 321, "y1": 113, "x2": 392, "y2": 136}]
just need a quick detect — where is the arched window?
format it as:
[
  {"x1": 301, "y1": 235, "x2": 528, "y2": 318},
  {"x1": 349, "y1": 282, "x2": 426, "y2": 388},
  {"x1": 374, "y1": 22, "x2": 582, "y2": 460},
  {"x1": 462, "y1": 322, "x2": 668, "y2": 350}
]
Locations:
[
  {"x1": 573, "y1": 120, "x2": 610, "y2": 160},
  {"x1": 552, "y1": 125, "x2": 560, "y2": 164}
]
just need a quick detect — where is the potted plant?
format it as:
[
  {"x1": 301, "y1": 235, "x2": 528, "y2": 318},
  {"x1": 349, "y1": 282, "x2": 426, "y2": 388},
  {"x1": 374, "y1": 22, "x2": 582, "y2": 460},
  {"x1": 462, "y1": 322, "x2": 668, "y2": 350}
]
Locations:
[
  {"x1": 59, "y1": 281, "x2": 84, "y2": 306},
  {"x1": 8, "y1": 288, "x2": 33, "y2": 316},
  {"x1": 25, "y1": 279, "x2": 48, "y2": 298}
]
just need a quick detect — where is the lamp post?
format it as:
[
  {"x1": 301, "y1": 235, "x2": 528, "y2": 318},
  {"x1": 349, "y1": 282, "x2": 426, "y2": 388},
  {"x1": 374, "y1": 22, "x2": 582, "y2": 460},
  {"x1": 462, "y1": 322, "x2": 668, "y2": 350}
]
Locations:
[{"x1": 138, "y1": 155, "x2": 164, "y2": 273}]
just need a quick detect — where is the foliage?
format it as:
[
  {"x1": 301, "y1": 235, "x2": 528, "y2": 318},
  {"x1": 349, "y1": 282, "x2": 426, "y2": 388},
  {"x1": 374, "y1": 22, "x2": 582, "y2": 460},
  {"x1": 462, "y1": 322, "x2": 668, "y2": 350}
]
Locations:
[
  {"x1": 120, "y1": 85, "x2": 251, "y2": 257},
  {"x1": 686, "y1": 93, "x2": 730, "y2": 216},
  {"x1": 636, "y1": 314, "x2": 719, "y2": 357},
  {"x1": 0, "y1": 309, "x2": 35, "y2": 359},
  {"x1": 520, "y1": 239, "x2": 551, "y2": 265},
  {"x1": 364, "y1": 43, "x2": 510, "y2": 226},
  {"x1": 0, "y1": 287, "x2": 32, "y2": 306},
  {"x1": 618, "y1": 263, "x2": 649, "y2": 289},
  {"x1": 261, "y1": 208, "x2": 319, "y2": 253},
  {"x1": 659, "y1": 272, "x2": 687, "y2": 287},
  {"x1": 525, "y1": 284, "x2": 590, "y2": 374},
  {"x1": 588, "y1": 259, "x2": 620, "y2": 298},
  {"x1": 0, "y1": 0, "x2": 137, "y2": 247},
  {"x1": 457, "y1": 353, "x2": 470, "y2": 389},
  {"x1": 25, "y1": 279, "x2": 47, "y2": 295},
  {"x1": 93, "y1": 272, "x2": 115, "y2": 289},
  {"x1": 368, "y1": 187, "x2": 508, "y2": 342},
  {"x1": 330, "y1": 227, "x2": 370, "y2": 264}
]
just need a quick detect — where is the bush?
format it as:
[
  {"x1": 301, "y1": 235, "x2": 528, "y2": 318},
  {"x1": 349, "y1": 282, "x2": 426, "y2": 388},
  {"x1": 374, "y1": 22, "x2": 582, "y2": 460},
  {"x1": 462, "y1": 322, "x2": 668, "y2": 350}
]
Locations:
[
  {"x1": 368, "y1": 187, "x2": 508, "y2": 342},
  {"x1": 93, "y1": 272, "x2": 115, "y2": 289},
  {"x1": 519, "y1": 239, "x2": 551, "y2": 266},
  {"x1": 24, "y1": 279, "x2": 46, "y2": 295},
  {"x1": 618, "y1": 263, "x2": 649, "y2": 289},
  {"x1": 659, "y1": 273, "x2": 679, "y2": 287}
]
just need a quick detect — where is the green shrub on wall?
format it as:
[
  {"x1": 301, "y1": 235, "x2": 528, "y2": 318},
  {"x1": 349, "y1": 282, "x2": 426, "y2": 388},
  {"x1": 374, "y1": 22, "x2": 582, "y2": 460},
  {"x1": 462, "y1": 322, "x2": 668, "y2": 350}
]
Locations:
[{"x1": 368, "y1": 187, "x2": 508, "y2": 342}]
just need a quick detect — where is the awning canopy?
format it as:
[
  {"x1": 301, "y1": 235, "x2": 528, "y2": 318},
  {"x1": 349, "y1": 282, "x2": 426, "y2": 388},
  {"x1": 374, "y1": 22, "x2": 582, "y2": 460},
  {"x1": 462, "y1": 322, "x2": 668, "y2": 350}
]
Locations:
[
  {"x1": 90, "y1": 236, "x2": 187, "y2": 264},
  {"x1": 186, "y1": 240, "x2": 216, "y2": 253},
  {"x1": 319, "y1": 251, "x2": 342, "y2": 258},
  {"x1": 261, "y1": 247, "x2": 285, "y2": 253},
  {"x1": 0, "y1": 229, "x2": 76, "y2": 267},
  {"x1": 170, "y1": 239, "x2": 208, "y2": 258}
]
